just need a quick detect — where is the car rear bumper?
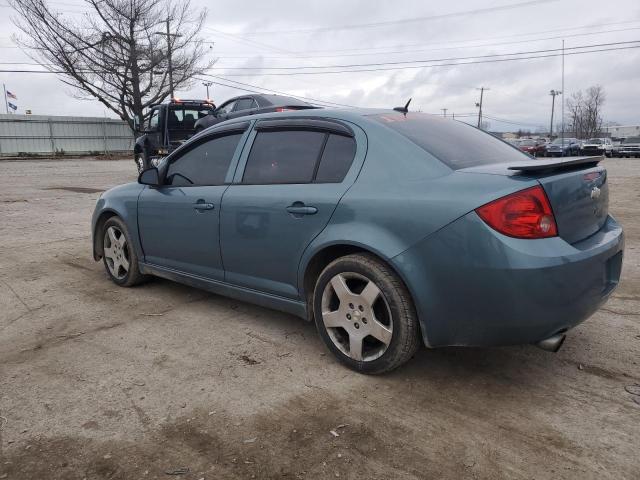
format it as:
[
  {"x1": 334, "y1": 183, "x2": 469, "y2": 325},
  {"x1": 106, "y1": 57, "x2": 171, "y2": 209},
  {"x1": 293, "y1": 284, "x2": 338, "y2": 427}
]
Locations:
[{"x1": 391, "y1": 212, "x2": 624, "y2": 348}]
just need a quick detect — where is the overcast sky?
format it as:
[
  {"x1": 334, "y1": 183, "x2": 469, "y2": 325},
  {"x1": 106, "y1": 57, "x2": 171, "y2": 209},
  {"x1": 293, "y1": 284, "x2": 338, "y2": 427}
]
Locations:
[{"x1": 0, "y1": 0, "x2": 639, "y2": 131}]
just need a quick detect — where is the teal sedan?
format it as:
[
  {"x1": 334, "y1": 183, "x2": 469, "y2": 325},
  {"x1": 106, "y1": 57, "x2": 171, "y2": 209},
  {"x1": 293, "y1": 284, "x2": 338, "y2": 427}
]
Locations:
[{"x1": 92, "y1": 109, "x2": 624, "y2": 373}]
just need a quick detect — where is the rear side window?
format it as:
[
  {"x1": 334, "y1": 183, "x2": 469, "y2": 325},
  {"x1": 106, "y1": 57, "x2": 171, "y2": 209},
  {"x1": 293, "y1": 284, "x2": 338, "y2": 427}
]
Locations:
[
  {"x1": 166, "y1": 133, "x2": 242, "y2": 186},
  {"x1": 243, "y1": 130, "x2": 326, "y2": 184},
  {"x1": 371, "y1": 113, "x2": 527, "y2": 169},
  {"x1": 316, "y1": 134, "x2": 356, "y2": 183}
]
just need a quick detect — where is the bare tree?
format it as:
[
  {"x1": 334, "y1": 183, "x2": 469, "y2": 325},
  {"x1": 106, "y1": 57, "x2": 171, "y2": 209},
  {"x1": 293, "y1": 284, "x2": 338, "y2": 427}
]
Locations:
[
  {"x1": 566, "y1": 85, "x2": 606, "y2": 139},
  {"x1": 10, "y1": 0, "x2": 214, "y2": 131}
]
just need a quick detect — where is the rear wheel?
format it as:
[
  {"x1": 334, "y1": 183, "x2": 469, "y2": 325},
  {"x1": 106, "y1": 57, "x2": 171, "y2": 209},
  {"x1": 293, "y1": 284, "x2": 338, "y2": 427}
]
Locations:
[
  {"x1": 102, "y1": 217, "x2": 146, "y2": 287},
  {"x1": 313, "y1": 253, "x2": 421, "y2": 374}
]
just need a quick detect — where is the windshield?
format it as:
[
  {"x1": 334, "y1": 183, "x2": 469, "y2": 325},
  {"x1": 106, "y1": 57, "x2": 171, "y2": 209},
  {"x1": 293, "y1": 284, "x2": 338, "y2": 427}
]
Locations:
[
  {"x1": 587, "y1": 138, "x2": 603, "y2": 144},
  {"x1": 623, "y1": 137, "x2": 640, "y2": 143},
  {"x1": 371, "y1": 113, "x2": 528, "y2": 169},
  {"x1": 552, "y1": 138, "x2": 576, "y2": 145},
  {"x1": 519, "y1": 140, "x2": 536, "y2": 146}
]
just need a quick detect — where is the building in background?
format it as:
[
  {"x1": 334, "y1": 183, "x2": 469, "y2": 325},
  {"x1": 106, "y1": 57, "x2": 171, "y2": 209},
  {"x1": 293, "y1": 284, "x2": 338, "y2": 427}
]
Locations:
[{"x1": 604, "y1": 125, "x2": 640, "y2": 139}]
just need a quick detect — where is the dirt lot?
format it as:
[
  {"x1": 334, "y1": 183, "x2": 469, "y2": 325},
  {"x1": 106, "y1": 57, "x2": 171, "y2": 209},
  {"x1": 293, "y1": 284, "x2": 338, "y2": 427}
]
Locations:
[{"x1": 0, "y1": 157, "x2": 639, "y2": 480}]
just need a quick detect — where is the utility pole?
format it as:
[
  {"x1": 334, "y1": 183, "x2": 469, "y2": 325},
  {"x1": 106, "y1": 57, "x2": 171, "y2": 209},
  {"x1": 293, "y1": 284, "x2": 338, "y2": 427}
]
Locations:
[
  {"x1": 203, "y1": 81, "x2": 213, "y2": 100},
  {"x1": 441, "y1": 108, "x2": 448, "y2": 117},
  {"x1": 549, "y1": 89, "x2": 561, "y2": 138},
  {"x1": 155, "y1": 18, "x2": 182, "y2": 100},
  {"x1": 476, "y1": 87, "x2": 489, "y2": 129},
  {"x1": 3, "y1": 84, "x2": 8, "y2": 114},
  {"x1": 561, "y1": 40, "x2": 565, "y2": 151}
]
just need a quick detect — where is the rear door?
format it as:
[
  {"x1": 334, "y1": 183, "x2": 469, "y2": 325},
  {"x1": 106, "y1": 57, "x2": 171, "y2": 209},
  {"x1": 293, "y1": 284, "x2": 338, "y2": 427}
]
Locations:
[
  {"x1": 138, "y1": 124, "x2": 249, "y2": 279},
  {"x1": 220, "y1": 118, "x2": 361, "y2": 298}
]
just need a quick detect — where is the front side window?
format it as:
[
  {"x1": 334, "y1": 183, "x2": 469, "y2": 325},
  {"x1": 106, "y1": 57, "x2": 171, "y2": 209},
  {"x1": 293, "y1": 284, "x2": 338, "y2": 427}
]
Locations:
[
  {"x1": 216, "y1": 101, "x2": 236, "y2": 115},
  {"x1": 243, "y1": 130, "x2": 326, "y2": 184},
  {"x1": 166, "y1": 133, "x2": 243, "y2": 187}
]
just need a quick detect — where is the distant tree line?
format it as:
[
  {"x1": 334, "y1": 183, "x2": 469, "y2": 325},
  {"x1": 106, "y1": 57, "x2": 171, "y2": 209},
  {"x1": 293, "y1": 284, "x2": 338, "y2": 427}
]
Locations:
[{"x1": 565, "y1": 85, "x2": 606, "y2": 139}]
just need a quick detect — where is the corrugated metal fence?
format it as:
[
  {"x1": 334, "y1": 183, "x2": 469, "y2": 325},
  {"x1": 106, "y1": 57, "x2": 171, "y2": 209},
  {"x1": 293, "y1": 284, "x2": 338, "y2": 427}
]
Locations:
[{"x1": 0, "y1": 114, "x2": 134, "y2": 156}]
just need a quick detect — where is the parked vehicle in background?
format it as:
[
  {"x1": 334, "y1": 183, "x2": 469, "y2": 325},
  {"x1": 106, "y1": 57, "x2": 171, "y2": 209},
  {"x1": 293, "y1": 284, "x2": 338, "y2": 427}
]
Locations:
[
  {"x1": 619, "y1": 136, "x2": 640, "y2": 157},
  {"x1": 611, "y1": 141, "x2": 623, "y2": 157},
  {"x1": 581, "y1": 138, "x2": 613, "y2": 157},
  {"x1": 546, "y1": 137, "x2": 581, "y2": 156},
  {"x1": 92, "y1": 110, "x2": 623, "y2": 373},
  {"x1": 194, "y1": 94, "x2": 318, "y2": 132},
  {"x1": 134, "y1": 99, "x2": 215, "y2": 173},
  {"x1": 517, "y1": 139, "x2": 546, "y2": 157}
]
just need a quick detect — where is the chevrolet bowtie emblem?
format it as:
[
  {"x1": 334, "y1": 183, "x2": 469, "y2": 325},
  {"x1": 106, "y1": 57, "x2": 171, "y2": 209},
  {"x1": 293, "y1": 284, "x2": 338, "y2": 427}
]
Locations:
[{"x1": 590, "y1": 186, "x2": 601, "y2": 200}]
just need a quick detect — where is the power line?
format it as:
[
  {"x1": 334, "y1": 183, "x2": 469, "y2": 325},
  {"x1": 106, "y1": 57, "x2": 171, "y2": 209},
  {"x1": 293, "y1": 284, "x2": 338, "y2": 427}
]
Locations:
[
  {"x1": 233, "y1": 0, "x2": 557, "y2": 36},
  {"x1": 3, "y1": 42, "x2": 639, "y2": 77},
  {"x1": 200, "y1": 25, "x2": 640, "y2": 60},
  {"x1": 212, "y1": 43, "x2": 640, "y2": 76},
  {"x1": 203, "y1": 40, "x2": 640, "y2": 71},
  {"x1": 195, "y1": 75, "x2": 357, "y2": 109},
  {"x1": 244, "y1": 19, "x2": 640, "y2": 55}
]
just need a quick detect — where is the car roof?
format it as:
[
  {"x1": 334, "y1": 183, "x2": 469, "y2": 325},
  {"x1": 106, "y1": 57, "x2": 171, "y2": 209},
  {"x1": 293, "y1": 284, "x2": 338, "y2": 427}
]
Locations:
[{"x1": 219, "y1": 93, "x2": 314, "y2": 107}]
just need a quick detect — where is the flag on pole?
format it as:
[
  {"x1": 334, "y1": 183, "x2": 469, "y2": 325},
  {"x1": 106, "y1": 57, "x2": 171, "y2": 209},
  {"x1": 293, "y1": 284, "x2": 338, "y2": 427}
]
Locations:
[
  {"x1": 6, "y1": 90, "x2": 17, "y2": 100},
  {"x1": 8, "y1": 102, "x2": 17, "y2": 111}
]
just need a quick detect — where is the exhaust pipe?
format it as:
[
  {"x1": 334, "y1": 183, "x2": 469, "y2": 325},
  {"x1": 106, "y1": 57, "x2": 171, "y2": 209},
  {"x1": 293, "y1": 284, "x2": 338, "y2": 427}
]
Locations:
[{"x1": 536, "y1": 333, "x2": 566, "y2": 353}]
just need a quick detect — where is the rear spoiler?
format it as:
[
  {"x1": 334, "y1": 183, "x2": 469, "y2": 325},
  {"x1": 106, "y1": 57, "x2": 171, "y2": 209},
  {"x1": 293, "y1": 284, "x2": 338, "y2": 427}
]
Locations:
[{"x1": 508, "y1": 156, "x2": 603, "y2": 172}]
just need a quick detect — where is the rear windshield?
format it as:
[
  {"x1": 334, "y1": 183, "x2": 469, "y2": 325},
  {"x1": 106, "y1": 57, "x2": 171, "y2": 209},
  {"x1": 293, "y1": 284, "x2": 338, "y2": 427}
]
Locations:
[
  {"x1": 623, "y1": 137, "x2": 640, "y2": 143},
  {"x1": 371, "y1": 113, "x2": 527, "y2": 169}
]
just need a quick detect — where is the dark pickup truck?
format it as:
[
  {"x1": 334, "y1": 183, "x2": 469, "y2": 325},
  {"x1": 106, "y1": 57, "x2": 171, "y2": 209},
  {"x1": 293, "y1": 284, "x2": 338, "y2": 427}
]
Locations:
[{"x1": 134, "y1": 99, "x2": 215, "y2": 173}]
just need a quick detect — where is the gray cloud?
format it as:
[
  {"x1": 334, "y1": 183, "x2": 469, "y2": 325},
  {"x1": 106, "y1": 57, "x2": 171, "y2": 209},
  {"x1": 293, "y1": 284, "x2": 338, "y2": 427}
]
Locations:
[{"x1": 0, "y1": 0, "x2": 639, "y2": 130}]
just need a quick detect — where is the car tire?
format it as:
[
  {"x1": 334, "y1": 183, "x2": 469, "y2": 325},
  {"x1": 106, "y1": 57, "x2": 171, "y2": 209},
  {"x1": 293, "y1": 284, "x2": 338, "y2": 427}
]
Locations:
[
  {"x1": 135, "y1": 153, "x2": 146, "y2": 174},
  {"x1": 313, "y1": 253, "x2": 421, "y2": 374},
  {"x1": 101, "y1": 216, "x2": 147, "y2": 287}
]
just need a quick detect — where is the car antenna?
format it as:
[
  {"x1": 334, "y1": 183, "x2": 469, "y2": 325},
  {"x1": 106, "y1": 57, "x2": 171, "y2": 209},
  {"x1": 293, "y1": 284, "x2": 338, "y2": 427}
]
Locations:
[{"x1": 393, "y1": 98, "x2": 412, "y2": 114}]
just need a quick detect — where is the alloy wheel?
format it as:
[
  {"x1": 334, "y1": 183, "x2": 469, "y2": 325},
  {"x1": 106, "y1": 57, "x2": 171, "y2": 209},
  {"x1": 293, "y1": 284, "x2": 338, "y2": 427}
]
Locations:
[
  {"x1": 321, "y1": 272, "x2": 393, "y2": 361},
  {"x1": 103, "y1": 226, "x2": 130, "y2": 280}
]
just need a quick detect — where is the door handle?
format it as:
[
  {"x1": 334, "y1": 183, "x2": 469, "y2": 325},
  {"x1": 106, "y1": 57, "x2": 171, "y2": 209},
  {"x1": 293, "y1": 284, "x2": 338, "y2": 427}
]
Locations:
[
  {"x1": 193, "y1": 200, "x2": 215, "y2": 211},
  {"x1": 286, "y1": 204, "x2": 318, "y2": 216}
]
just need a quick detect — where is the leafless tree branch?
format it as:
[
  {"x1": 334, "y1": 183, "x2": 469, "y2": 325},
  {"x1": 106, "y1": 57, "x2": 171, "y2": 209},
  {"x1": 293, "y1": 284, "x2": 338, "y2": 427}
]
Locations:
[{"x1": 9, "y1": 0, "x2": 216, "y2": 131}]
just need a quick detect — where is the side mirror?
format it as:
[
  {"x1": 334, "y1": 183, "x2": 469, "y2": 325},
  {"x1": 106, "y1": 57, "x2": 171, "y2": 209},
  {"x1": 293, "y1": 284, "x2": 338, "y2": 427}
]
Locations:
[{"x1": 138, "y1": 167, "x2": 161, "y2": 186}]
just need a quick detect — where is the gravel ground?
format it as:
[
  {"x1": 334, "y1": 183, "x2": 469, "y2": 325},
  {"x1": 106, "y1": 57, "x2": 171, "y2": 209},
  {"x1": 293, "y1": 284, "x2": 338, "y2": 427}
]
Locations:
[{"x1": 0, "y1": 157, "x2": 639, "y2": 480}]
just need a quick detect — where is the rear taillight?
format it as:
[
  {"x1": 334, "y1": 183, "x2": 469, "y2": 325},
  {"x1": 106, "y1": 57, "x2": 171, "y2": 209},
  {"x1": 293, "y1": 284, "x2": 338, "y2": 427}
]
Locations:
[
  {"x1": 275, "y1": 107, "x2": 295, "y2": 112},
  {"x1": 475, "y1": 185, "x2": 558, "y2": 239}
]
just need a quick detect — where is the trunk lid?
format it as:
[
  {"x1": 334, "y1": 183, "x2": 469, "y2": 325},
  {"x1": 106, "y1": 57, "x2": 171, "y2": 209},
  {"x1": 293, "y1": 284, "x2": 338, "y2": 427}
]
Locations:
[
  {"x1": 537, "y1": 166, "x2": 608, "y2": 244},
  {"x1": 460, "y1": 157, "x2": 608, "y2": 244}
]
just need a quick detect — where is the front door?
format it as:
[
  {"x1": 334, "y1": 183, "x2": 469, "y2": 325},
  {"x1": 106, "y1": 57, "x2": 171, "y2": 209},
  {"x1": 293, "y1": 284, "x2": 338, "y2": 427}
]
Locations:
[
  {"x1": 220, "y1": 123, "x2": 359, "y2": 298},
  {"x1": 138, "y1": 130, "x2": 246, "y2": 280}
]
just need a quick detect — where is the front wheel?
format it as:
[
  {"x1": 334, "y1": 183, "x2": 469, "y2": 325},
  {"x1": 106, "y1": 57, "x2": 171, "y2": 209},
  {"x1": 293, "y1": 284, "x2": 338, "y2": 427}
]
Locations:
[
  {"x1": 101, "y1": 216, "x2": 147, "y2": 287},
  {"x1": 313, "y1": 253, "x2": 421, "y2": 374},
  {"x1": 135, "y1": 153, "x2": 146, "y2": 174}
]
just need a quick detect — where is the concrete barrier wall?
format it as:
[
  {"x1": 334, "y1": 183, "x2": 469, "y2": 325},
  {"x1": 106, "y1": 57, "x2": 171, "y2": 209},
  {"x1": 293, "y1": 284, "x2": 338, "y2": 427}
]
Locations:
[{"x1": 0, "y1": 114, "x2": 134, "y2": 156}]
